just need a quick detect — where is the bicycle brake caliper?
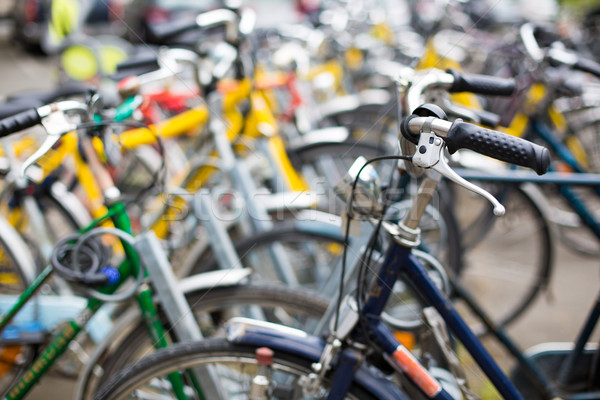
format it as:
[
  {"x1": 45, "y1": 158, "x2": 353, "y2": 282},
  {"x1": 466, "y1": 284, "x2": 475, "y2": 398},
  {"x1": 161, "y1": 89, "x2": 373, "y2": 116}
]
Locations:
[{"x1": 299, "y1": 337, "x2": 342, "y2": 396}]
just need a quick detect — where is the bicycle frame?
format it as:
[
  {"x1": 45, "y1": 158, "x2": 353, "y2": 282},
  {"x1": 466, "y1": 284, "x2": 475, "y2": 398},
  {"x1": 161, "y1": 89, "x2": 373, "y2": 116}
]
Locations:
[
  {"x1": 227, "y1": 216, "x2": 523, "y2": 399},
  {"x1": 224, "y1": 169, "x2": 525, "y2": 399},
  {"x1": 1, "y1": 206, "x2": 138, "y2": 399},
  {"x1": 0, "y1": 135, "x2": 194, "y2": 399},
  {"x1": 0, "y1": 84, "x2": 324, "y2": 396}
]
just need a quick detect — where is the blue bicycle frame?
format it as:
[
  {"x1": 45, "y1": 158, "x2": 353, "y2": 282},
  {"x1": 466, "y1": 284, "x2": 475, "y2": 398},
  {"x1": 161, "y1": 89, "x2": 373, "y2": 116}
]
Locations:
[{"x1": 228, "y1": 228, "x2": 524, "y2": 399}]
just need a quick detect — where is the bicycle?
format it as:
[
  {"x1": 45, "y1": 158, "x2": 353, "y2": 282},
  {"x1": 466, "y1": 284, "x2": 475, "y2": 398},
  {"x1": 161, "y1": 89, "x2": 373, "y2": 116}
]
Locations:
[
  {"x1": 405, "y1": 29, "x2": 600, "y2": 329},
  {"x1": 94, "y1": 98, "x2": 552, "y2": 399},
  {"x1": 0, "y1": 98, "x2": 336, "y2": 399}
]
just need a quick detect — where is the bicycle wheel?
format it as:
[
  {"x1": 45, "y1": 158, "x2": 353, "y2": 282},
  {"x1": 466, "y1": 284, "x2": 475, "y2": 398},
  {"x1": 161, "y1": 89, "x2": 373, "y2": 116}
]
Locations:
[
  {"x1": 79, "y1": 283, "x2": 329, "y2": 399},
  {"x1": 454, "y1": 183, "x2": 553, "y2": 330},
  {"x1": 36, "y1": 186, "x2": 89, "y2": 240},
  {"x1": 289, "y1": 140, "x2": 393, "y2": 199},
  {"x1": 321, "y1": 102, "x2": 398, "y2": 148},
  {"x1": 0, "y1": 215, "x2": 35, "y2": 292},
  {"x1": 94, "y1": 338, "x2": 378, "y2": 400}
]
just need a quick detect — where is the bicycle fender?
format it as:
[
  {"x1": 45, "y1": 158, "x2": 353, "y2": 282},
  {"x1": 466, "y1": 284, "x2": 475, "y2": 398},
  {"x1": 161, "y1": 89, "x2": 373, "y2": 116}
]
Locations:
[
  {"x1": 50, "y1": 181, "x2": 93, "y2": 227},
  {"x1": 319, "y1": 89, "x2": 391, "y2": 120},
  {"x1": 178, "y1": 268, "x2": 252, "y2": 293},
  {"x1": 226, "y1": 317, "x2": 409, "y2": 400},
  {"x1": 287, "y1": 127, "x2": 350, "y2": 149},
  {"x1": 261, "y1": 190, "x2": 319, "y2": 212}
]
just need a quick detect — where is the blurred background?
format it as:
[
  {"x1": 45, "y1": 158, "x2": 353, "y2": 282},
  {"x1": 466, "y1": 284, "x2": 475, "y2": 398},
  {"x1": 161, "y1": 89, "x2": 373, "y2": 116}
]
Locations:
[
  {"x1": 0, "y1": 0, "x2": 597, "y2": 91},
  {"x1": 0, "y1": 0, "x2": 598, "y2": 398}
]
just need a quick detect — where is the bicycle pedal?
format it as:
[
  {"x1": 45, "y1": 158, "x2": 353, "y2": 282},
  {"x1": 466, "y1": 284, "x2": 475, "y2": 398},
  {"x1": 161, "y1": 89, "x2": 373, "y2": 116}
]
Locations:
[{"x1": 0, "y1": 322, "x2": 47, "y2": 345}]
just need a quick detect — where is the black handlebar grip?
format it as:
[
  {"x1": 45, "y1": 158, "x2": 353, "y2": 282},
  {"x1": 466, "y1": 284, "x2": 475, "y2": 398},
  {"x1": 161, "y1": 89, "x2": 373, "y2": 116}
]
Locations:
[
  {"x1": 446, "y1": 68, "x2": 516, "y2": 96},
  {"x1": 149, "y1": 17, "x2": 198, "y2": 40},
  {"x1": 472, "y1": 108, "x2": 500, "y2": 128},
  {"x1": 0, "y1": 108, "x2": 41, "y2": 138},
  {"x1": 445, "y1": 120, "x2": 550, "y2": 175},
  {"x1": 116, "y1": 54, "x2": 160, "y2": 72},
  {"x1": 574, "y1": 56, "x2": 600, "y2": 79}
]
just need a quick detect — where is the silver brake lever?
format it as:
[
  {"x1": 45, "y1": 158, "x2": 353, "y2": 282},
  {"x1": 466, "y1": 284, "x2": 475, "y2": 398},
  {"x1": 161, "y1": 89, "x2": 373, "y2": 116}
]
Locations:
[
  {"x1": 411, "y1": 126, "x2": 505, "y2": 216},
  {"x1": 20, "y1": 108, "x2": 78, "y2": 178}
]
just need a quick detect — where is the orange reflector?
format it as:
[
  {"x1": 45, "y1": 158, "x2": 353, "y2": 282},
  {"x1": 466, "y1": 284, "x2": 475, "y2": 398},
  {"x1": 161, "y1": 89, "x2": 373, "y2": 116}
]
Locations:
[
  {"x1": 393, "y1": 331, "x2": 416, "y2": 350},
  {"x1": 0, "y1": 346, "x2": 23, "y2": 377}
]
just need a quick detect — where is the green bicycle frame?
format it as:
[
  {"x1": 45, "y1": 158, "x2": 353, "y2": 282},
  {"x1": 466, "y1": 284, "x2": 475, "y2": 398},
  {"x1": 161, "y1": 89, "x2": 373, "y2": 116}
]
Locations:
[{"x1": 0, "y1": 200, "x2": 191, "y2": 400}]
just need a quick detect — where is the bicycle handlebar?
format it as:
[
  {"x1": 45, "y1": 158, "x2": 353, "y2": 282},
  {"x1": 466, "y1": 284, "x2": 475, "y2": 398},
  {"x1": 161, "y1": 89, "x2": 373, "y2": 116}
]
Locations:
[
  {"x1": 471, "y1": 108, "x2": 501, "y2": 127},
  {"x1": 404, "y1": 68, "x2": 516, "y2": 114},
  {"x1": 0, "y1": 108, "x2": 41, "y2": 137},
  {"x1": 573, "y1": 56, "x2": 600, "y2": 78},
  {"x1": 151, "y1": 8, "x2": 240, "y2": 43},
  {"x1": 446, "y1": 68, "x2": 516, "y2": 96},
  {"x1": 150, "y1": 18, "x2": 199, "y2": 41},
  {"x1": 116, "y1": 53, "x2": 160, "y2": 72},
  {"x1": 445, "y1": 120, "x2": 550, "y2": 175},
  {"x1": 402, "y1": 115, "x2": 550, "y2": 175},
  {"x1": 0, "y1": 100, "x2": 88, "y2": 174},
  {"x1": 521, "y1": 22, "x2": 600, "y2": 79}
]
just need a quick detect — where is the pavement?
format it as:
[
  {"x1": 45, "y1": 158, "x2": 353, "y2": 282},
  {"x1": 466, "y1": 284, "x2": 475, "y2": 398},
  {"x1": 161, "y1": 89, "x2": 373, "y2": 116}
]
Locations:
[{"x1": 0, "y1": 25, "x2": 598, "y2": 399}]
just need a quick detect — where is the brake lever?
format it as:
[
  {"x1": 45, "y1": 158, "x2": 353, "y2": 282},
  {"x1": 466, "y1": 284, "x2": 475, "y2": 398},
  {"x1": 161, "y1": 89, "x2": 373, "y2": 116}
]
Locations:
[
  {"x1": 20, "y1": 106, "x2": 80, "y2": 178},
  {"x1": 412, "y1": 127, "x2": 505, "y2": 216}
]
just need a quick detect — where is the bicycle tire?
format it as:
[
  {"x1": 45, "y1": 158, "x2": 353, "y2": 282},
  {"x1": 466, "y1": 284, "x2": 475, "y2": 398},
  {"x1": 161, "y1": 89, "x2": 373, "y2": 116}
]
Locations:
[
  {"x1": 79, "y1": 283, "x2": 329, "y2": 399},
  {"x1": 0, "y1": 215, "x2": 36, "y2": 290},
  {"x1": 36, "y1": 190, "x2": 87, "y2": 241},
  {"x1": 94, "y1": 338, "x2": 378, "y2": 400},
  {"x1": 454, "y1": 183, "x2": 553, "y2": 331},
  {"x1": 289, "y1": 140, "x2": 392, "y2": 194}
]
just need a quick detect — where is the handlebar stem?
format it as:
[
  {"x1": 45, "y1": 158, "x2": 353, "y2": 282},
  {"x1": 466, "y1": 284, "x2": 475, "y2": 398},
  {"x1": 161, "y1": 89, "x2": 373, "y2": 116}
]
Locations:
[
  {"x1": 400, "y1": 173, "x2": 442, "y2": 232},
  {"x1": 406, "y1": 116, "x2": 452, "y2": 137},
  {"x1": 405, "y1": 69, "x2": 454, "y2": 114},
  {"x1": 520, "y1": 23, "x2": 544, "y2": 63},
  {"x1": 196, "y1": 9, "x2": 240, "y2": 44}
]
